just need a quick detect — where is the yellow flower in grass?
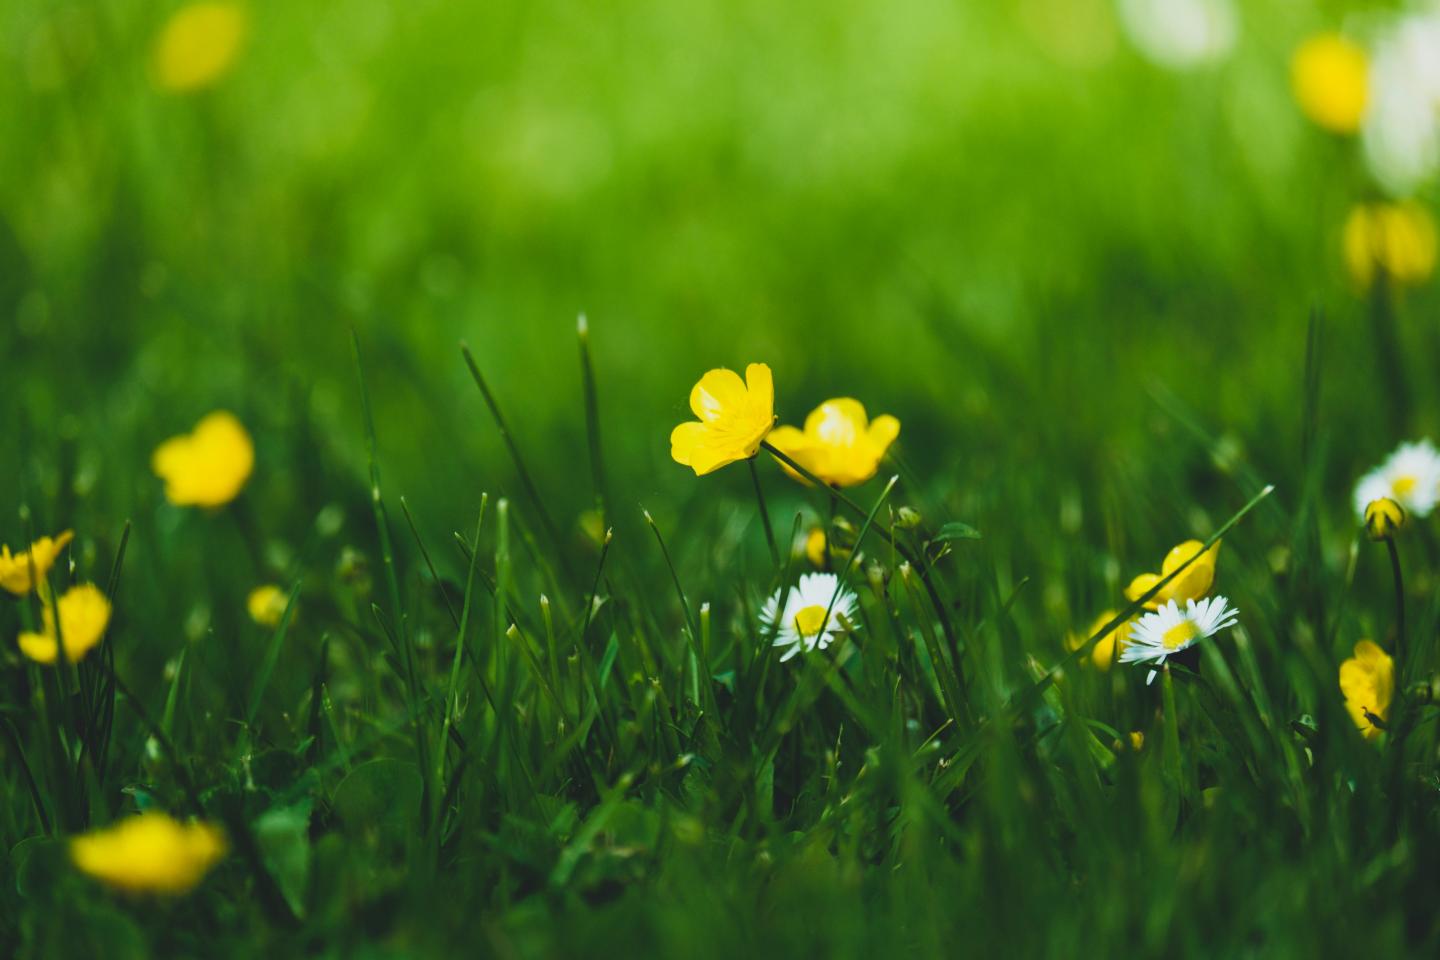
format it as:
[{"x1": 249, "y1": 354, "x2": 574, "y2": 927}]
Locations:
[
  {"x1": 1068, "y1": 609, "x2": 1133, "y2": 671},
  {"x1": 71, "y1": 812, "x2": 226, "y2": 895},
  {"x1": 1343, "y1": 202, "x2": 1438, "y2": 289},
  {"x1": 670, "y1": 364, "x2": 775, "y2": 476},
  {"x1": 247, "y1": 584, "x2": 289, "y2": 627},
  {"x1": 0, "y1": 530, "x2": 73, "y2": 596},
  {"x1": 153, "y1": 2, "x2": 248, "y2": 93},
  {"x1": 1339, "y1": 639, "x2": 1393, "y2": 742},
  {"x1": 153, "y1": 411, "x2": 254, "y2": 508},
  {"x1": 1124, "y1": 539, "x2": 1220, "y2": 611},
  {"x1": 768, "y1": 398, "x2": 900, "y2": 488},
  {"x1": 18, "y1": 584, "x2": 111, "y2": 664},
  {"x1": 1291, "y1": 33, "x2": 1369, "y2": 134}
]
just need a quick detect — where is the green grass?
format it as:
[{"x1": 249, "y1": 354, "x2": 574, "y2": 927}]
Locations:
[{"x1": 5, "y1": 0, "x2": 1440, "y2": 956}]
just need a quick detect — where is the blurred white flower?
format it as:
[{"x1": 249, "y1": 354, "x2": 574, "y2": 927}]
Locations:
[
  {"x1": 1115, "y1": 0, "x2": 1237, "y2": 69},
  {"x1": 1353, "y1": 439, "x2": 1440, "y2": 520},
  {"x1": 1362, "y1": 6, "x2": 1440, "y2": 196}
]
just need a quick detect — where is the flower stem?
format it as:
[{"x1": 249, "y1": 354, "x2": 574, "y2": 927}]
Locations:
[
  {"x1": 1386, "y1": 535, "x2": 1406, "y2": 683},
  {"x1": 748, "y1": 459, "x2": 780, "y2": 567}
]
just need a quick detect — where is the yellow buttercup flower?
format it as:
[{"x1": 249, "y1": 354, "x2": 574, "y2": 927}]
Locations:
[
  {"x1": 1125, "y1": 539, "x2": 1220, "y2": 611},
  {"x1": 1339, "y1": 639, "x2": 1393, "y2": 742},
  {"x1": 1364, "y1": 498, "x2": 1406, "y2": 541},
  {"x1": 247, "y1": 584, "x2": 289, "y2": 627},
  {"x1": 71, "y1": 812, "x2": 226, "y2": 895},
  {"x1": 17, "y1": 584, "x2": 112, "y2": 665},
  {"x1": 1343, "y1": 202, "x2": 1438, "y2": 289},
  {"x1": 804, "y1": 527, "x2": 828, "y2": 567},
  {"x1": 1128, "y1": 731, "x2": 1145, "y2": 751},
  {"x1": 152, "y1": 411, "x2": 255, "y2": 508},
  {"x1": 768, "y1": 398, "x2": 900, "y2": 488},
  {"x1": 0, "y1": 530, "x2": 73, "y2": 596},
  {"x1": 670, "y1": 364, "x2": 775, "y2": 476},
  {"x1": 1291, "y1": 33, "x2": 1369, "y2": 134},
  {"x1": 152, "y1": 2, "x2": 248, "y2": 93},
  {"x1": 1067, "y1": 609, "x2": 1132, "y2": 671}
]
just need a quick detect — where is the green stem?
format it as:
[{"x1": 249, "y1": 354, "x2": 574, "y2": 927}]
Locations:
[
  {"x1": 1386, "y1": 535, "x2": 1406, "y2": 684},
  {"x1": 748, "y1": 459, "x2": 780, "y2": 568}
]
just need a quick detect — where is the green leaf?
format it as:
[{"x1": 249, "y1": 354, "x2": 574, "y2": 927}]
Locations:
[
  {"x1": 254, "y1": 798, "x2": 313, "y2": 918},
  {"x1": 933, "y1": 522, "x2": 982, "y2": 542}
]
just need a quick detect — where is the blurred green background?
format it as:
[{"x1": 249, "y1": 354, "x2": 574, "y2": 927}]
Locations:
[{"x1": 5, "y1": 0, "x2": 1422, "y2": 524}]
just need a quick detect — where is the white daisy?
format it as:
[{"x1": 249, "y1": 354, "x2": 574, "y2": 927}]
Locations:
[
  {"x1": 1352, "y1": 439, "x2": 1440, "y2": 520},
  {"x1": 760, "y1": 572, "x2": 859, "y2": 661},
  {"x1": 1118, "y1": 596, "x2": 1239, "y2": 684}
]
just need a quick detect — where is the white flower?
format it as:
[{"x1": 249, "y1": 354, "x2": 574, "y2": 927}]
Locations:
[
  {"x1": 1362, "y1": 8, "x2": 1440, "y2": 196},
  {"x1": 760, "y1": 572, "x2": 859, "y2": 661},
  {"x1": 1114, "y1": 0, "x2": 1237, "y2": 70},
  {"x1": 1352, "y1": 439, "x2": 1440, "y2": 520},
  {"x1": 1119, "y1": 596, "x2": 1239, "y2": 684}
]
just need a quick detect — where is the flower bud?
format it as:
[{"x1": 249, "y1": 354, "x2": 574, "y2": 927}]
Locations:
[{"x1": 1364, "y1": 497, "x2": 1406, "y2": 541}]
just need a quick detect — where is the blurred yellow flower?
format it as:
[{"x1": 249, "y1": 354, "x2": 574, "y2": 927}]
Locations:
[
  {"x1": 1068, "y1": 609, "x2": 1132, "y2": 671},
  {"x1": 1343, "y1": 202, "x2": 1438, "y2": 289},
  {"x1": 768, "y1": 398, "x2": 900, "y2": 488},
  {"x1": 0, "y1": 530, "x2": 73, "y2": 596},
  {"x1": 1291, "y1": 33, "x2": 1368, "y2": 134},
  {"x1": 71, "y1": 812, "x2": 226, "y2": 895},
  {"x1": 804, "y1": 527, "x2": 828, "y2": 567},
  {"x1": 670, "y1": 364, "x2": 775, "y2": 476},
  {"x1": 1125, "y1": 539, "x2": 1220, "y2": 611},
  {"x1": 247, "y1": 584, "x2": 289, "y2": 627},
  {"x1": 152, "y1": 2, "x2": 249, "y2": 93},
  {"x1": 1128, "y1": 731, "x2": 1144, "y2": 751},
  {"x1": 152, "y1": 411, "x2": 255, "y2": 508},
  {"x1": 18, "y1": 584, "x2": 111, "y2": 665},
  {"x1": 1364, "y1": 497, "x2": 1406, "y2": 541},
  {"x1": 1339, "y1": 639, "x2": 1393, "y2": 742}
]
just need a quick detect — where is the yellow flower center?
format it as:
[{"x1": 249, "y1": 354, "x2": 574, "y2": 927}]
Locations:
[
  {"x1": 1392, "y1": 474, "x2": 1418, "y2": 498},
  {"x1": 1163, "y1": 620, "x2": 1199, "y2": 650},
  {"x1": 793, "y1": 604, "x2": 828, "y2": 638}
]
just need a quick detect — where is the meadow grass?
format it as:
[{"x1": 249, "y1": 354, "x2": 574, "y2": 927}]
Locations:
[{"x1": 6, "y1": 1, "x2": 1440, "y2": 957}]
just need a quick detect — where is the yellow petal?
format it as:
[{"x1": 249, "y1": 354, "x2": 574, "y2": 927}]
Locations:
[
  {"x1": 743, "y1": 363, "x2": 774, "y2": 418},
  {"x1": 18, "y1": 631, "x2": 59, "y2": 664},
  {"x1": 669, "y1": 421, "x2": 709, "y2": 469},
  {"x1": 688, "y1": 369, "x2": 748, "y2": 423},
  {"x1": 867, "y1": 414, "x2": 901, "y2": 454}
]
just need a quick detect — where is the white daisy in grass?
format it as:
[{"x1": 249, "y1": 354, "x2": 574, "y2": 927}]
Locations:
[
  {"x1": 760, "y1": 572, "x2": 859, "y2": 661},
  {"x1": 1119, "y1": 596, "x2": 1239, "y2": 685},
  {"x1": 1353, "y1": 439, "x2": 1440, "y2": 520}
]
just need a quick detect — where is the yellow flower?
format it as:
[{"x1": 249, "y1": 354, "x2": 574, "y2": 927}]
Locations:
[
  {"x1": 804, "y1": 527, "x2": 828, "y2": 567},
  {"x1": 247, "y1": 584, "x2": 290, "y2": 627},
  {"x1": 670, "y1": 364, "x2": 775, "y2": 476},
  {"x1": 0, "y1": 530, "x2": 73, "y2": 596},
  {"x1": 18, "y1": 584, "x2": 112, "y2": 665},
  {"x1": 1068, "y1": 609, "x2": 1132, "y2": 671},
  {"x1": 1339, "y1": 639, "x2": 1393, "y2": 742},
  {"x1": 1364, "y1": 498, "x2": 1406, "y2": 541},
  {"x1": 1124, "y1": 539, "x2": 1220, "y2": 611},
  {"x1": 71, "y1": 812, "x2": 226, "y2": 895},
  {"x1": 1343, "y1": 202, "x2": 1438, "y2": 289},
  {"x1": 1291, "y1": 33, "x2": 1369, "y2": 134},
  {"x1": 152, "y1": 2, "x2": 248, "y2": 93},
  {"x1": 152, "y1": 411, "x2": 255, "y2": 508},
  {"x1": 1128, "y1": 731, "x2": 1145, "y2": 751},
  {"x1": 768, "y1": 398, "x2": 900, "y2": 488}
]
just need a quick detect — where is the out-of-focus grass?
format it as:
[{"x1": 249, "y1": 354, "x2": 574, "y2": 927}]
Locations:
[{"x1": 2, "y1": 0, "x2": 1440, "y2": 956}]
